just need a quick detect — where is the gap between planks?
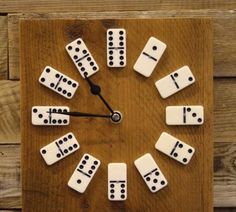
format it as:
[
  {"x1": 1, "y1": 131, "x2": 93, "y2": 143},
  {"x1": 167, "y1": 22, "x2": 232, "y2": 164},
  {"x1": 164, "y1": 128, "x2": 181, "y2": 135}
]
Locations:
[{"x1": 7, "y1": 9, "x2": 236, "y2": 79}]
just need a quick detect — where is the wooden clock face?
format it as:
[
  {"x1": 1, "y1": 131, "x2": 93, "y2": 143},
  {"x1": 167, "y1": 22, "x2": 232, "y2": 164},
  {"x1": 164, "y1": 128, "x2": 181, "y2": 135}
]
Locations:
[{"x1": 21, "y1": 19, "x2": 213, "y2": 211}]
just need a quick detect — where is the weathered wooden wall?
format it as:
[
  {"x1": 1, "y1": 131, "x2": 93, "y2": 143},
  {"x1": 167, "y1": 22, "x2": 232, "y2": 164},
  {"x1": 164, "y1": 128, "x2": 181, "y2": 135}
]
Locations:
[{"x1": 0, "y1": 1, "x2": 235, "y2": 211}]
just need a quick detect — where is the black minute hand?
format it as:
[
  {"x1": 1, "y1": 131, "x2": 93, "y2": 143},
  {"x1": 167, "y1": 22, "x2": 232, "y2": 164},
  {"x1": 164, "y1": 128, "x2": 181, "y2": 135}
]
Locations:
[
  {"x1": 84, "y1": 74, "x2": 114, "y2": 114},
  {"x1": 51, "y1": 111, "x2": 112, "y2": 119}
]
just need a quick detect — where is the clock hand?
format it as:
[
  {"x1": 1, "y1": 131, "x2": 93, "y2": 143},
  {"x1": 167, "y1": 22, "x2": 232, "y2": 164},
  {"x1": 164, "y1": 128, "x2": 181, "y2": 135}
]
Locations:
[
  {"x1": 84, "y1": 73, "x2": 114, "y2": 114},
  {"x1": 51, "y1": 111, "x2": 112, "y2": 119}
]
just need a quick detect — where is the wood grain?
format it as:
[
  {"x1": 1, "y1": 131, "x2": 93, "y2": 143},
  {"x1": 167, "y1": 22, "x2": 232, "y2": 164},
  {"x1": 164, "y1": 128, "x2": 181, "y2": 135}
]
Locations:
[
  {"x1": 1, "y1": 0, "x2": 236, "y2": 13},
  {"x1": 214, "y1": 142, "x2": 236, "y2": 207},
  {"x1": 214, "y1": 79, "x2": 236, "y2": 143},
  {"x1": 1, "y1": 143, "x2": 235, "y2": 209},
  {"x1": 8, "y1": 10, "x2": 236, "y2": 79},
  {"x1": 0, "y1": 16, "x2": 8, "y2": 79},
  {"x1": 0, "y1": 81, "x2": 20, "y2": 144},
  {"x1": 0, "y1": 145, "x2": 21, "y2": 209},
  {"x1": 20, "y1": 19, "x2": 213, "y2": 211}
]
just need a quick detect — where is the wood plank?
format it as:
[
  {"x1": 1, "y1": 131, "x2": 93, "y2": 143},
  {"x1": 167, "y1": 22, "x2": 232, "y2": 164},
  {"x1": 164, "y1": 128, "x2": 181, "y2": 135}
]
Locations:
[
  {"x1": 0, "y1": 16, "x2": 8, "y2": 79},
  {"x1": 1, "y1": 0, "x2": 236, "y2": 13},
  {"x1": 0, "y1": 81, "x2": 20, "y2": 144},
  {"x1": 214, "y1": 79, "x2": 236, "y2": 143},
  {"x1": 214, "y1": 142, "x2": 236, "y2": 207},
  {"x1": 0, "y1": 142, "x2": 235, "y2": 208},
  {"x1": 20, "y1": 19, "x2": 213, "y2": 211},
  {"x1": 214, "y1": 208, "x2": 236, "y2": 212},
  {"x1": 8, "y1": 10, "x2": 236, "y2": 79},
  {"x1": 0, "y1": 145, "x2": 21, "y2": 209},
  {"x1": 0, "y1": 78, "x2": 235, "y2": 145}
]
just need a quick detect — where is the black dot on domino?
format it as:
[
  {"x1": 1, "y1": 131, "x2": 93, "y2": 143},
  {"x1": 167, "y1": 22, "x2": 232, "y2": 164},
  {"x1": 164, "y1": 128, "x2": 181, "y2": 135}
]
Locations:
[
  {"x1": 121, "y1": 189, "x2": 125, "y2": 193},
  {"x1": 73, "y1": 55, "x2": 78, "y2": 60},
  {"x1": 59, "y1": 140, "x2": 63, "y2": 145},
  {"x1": 93, "y1": 160, "x2": 98, "y2": 165},
  {"x1": 56, "y1": 153, "x2": 61, "y2": 158},
  {"x1": 77, "y1": 179, "x2": 81, "y2": 184},
  {"x1": 63, "y1": 119, "x2": 68, "y2": 124},
  {"x1": 109, "y1": 61, "x2": 113, "y2": 66},
  {"x1": 64, "y1": 149, "x2": 68, "y2": 154},
  {"x1": 78, "y1": 62, "x2": 82, "y2": 67},
  {"x1": 87, "y1": 57, "x2": 91, "y2": 61},
  {"x1": 109, "y1": 42, "x2": 113, "y2": 46},
  {"x1": 58, "y1": 120, "x2": 62, "y2": 124},
  {"x1": 119, "y1": 36, "x2": 124, "y2": 41},
  {"x1": 161, "y1": 181, "x2": 165, "y2": 185},
  {"x1": 40, "y1": 77, "x2": 45, "y2": 82},
  {"x1": 153, "y1": 179, "x2": 158, "y2": 183},
  {"x1": 110, "y1": 195, "x2": 114, "y2": 199},
  {"x1": 110, "y1": 184, "x2": 114, "y2": 188},
  {"x1": 109, "y1": 36, "x2": 113, "y2": 41},
  {"x1": 72, "y1": 83, "x2": 77, "y2": 87},
  {"x1": 50, "y1": 83, "x2": 55, "y2": 88},
  {"x1": 174, "y1": 73, "x2": 178, "y2": 77},
  {"x1": 119, "y1": 42, "x2": 124, "y2": 46},
  {"x1": 77, "y1": 40, "x2": 81, "y2": 45},
  {"x1": 153, "y1": 46, "x2": 157, "y2": 50},
  {"x1": 155, "y1": 171, "x2": 159, "y2": 176},
  {"x1": 68, "y1": 80, "x2": 72, "y2": 85},
  {"x1": 67, "y1": 46, "x2": 72, "y2": 50},
  {"x1": 81, "y1": 160, "x2": 86, "y2": 165},
  {"x1": 46, "y1": 68, "x2": 50, "y2": 73},
  {"x1": 92, "y1": 66, "x2": 97, "y2": 71},
  {"x1": 109, "y1": 50, "x2": 113, "y2": 55},
  {"x1": 108, "y1": 31, "x2": 113, "y2": 35},
  {"x1": 183, "y1": 158, "x2": 188, "y2": 163},
  {"x1": 90, "y1": 62, "x2": 94, "y2": 66},
  {"x1": 151, "y1": 186, "x2": 156, "y2": 191},
  {"x1": 68, "y1": 134, "x2": 72, "y2": 139},
  {"x1": 55, "y1": 74, "x2": 60, "y2": 78},
  {"x1": 63, "y1": 78, "x2": 67, "y2": 82},
  {"x1": 188, "y1": 149, "x2": 193, "y2": 153},
  {"x1": 33, "y1": 108, "x2": 38, "y2": 113},
  {"x1": 63, "y1": 137, "x2": 68, "y2": 142},
  {"x1": 62, "y1": 90, "x2": 67, "y2": 94},
  {"x1": 82, "y1": 49, "x2": 87, "y2": 54},
  {"x1": 187, "y1": 107, "x2": 191, "y2": 112},
  {"x1": 68, "y1": 146, "x2": 73, "y2": 151},
  {"x1": 79, "y1": 165, "x2": 84, "y2": 169},
  {"x1": 120, "y1": 61, "x2": 124, "y2": 66},
  {"x1": 178, "y1": 143, "x2": 183, "y2": 148},
  {"x1": 81, "y1": 67, "x2": 85, "y2": 72},
  {"x1": 121, "y1": 194, "x2": 125, "y2": 199},
  {"x1": 88, "y1": 170, "x2": 93, "y2": 175},
  {"x1": 67, "y1": 93, "x2": 71, "y2": 97},
  {"x1": 58, "y1": 87, "x2": 62, "y2": 92},
  {"x1": 91, "y1": 165, "x2": 95, "y2": 170},
  {"x1": 192, "y1": 113, "x2": 197, "y2": 117},
  {"x1": 52, "y1": 119, "x2": 56, "y2": 124},
  {"x1": 52, "y1": 108, "x2": 57, "y2": 112},
  {"x1": 75, "y1": 48, "x2": 80, "y2": 52},
  {"x1": 119, "y1": 30, "x2": 124, "y2": 35},
  {"x1": 38, "y1": 114, "x2": 43, "y2": 118},
  {"x1": 173, "y1": 153, "x2": 178, "y2": 157},
  {"x1": 63, "y1": 109, "x2": 68, "y2": 112},
  {"x1": 188, "y1": 77, "x2": 193, "y2": 81},
  {"x1": 73, "y1": 144, "x2": 78, "y2": 148},
  {"x1": 198, "y1": 118, "x2": 202, "y2": 123},
  {"x1": 84, "y1": 72, "x2": 88, "y2": 76},
  {"x1": 120, "y1": 50, "x2": 124, "y2": 55},
  {"x1": 43, "y1": 119, "x2": 48, "y2": 124},
  {"x1": 42, "y1": 149, "x2": 46, "y2": 154},
  {"x1": 146, "y1": 177, "x2": 150, "y2": 181},
  {"x1": 120, "y1": 56, "x2": 124, "y2": 60},
  {"x1": 109, "y1": 56, "x2": 113, "y2": 60},
  {"x1": 110, "y1": 189, "x2": 114, "y2": 193},
  {"x1": 85, "y1": 155, "x2": 89, "y2": 160},
  {"x1": 121, "y1": 184, "x2": 125, "y2": 188}
]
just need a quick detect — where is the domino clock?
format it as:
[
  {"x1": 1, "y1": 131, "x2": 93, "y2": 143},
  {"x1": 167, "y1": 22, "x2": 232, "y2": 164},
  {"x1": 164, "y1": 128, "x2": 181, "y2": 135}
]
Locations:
[{"x1": 21, "y1": 19, "x2": 213, "y2": 211}]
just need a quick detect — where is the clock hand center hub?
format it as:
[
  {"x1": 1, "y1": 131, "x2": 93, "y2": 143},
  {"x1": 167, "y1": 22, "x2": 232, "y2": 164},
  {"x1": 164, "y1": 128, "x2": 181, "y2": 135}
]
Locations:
[{"x1": 111, "y1": 111, "x2": 122, "y2": 124}]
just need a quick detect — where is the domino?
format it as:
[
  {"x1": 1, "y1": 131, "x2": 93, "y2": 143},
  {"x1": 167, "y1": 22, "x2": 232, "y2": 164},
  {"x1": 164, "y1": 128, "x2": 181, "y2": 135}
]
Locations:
[
  {"x1": 39, "y1": 66, "x2": 79, "y2": 99},
  {"x1": 108, "y1": 163, "x2": 127, "y2": 201},
  {"x1": 155, "y1": 132, "x2": 195, "y2": 165},
  {"x1": 134, "y1": 153, "x2": 168, "y2": 193},
  {"x1": 166, "y1": 106, "x2": 204, "y2": 125},
  {"x1": 66, "y1": 38, "x2": 99, "y2": 78},
  {"x1": 107, "y1": 28, "x2": 126, "y2": 67},
  {"x1": 133, "y1": 37, "x2": 166, "y2": 77},
  {"x1": 32, "y1": 106, "x2": 70, "y2": 126},
  {"x1": 68, "y1": 153, "x2": 101, "y2": 193},
  {"x1": 155, "y1": 66, "x2": 195, "y2": 98},
  {"x1": 40, "y1": 132, "x2": 79, "y2": 165}
]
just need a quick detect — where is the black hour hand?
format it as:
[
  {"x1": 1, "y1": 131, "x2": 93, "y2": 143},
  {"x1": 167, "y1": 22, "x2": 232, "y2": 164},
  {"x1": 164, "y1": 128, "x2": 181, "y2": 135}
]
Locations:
[{"x1": 51, "y1": 111, "x2": 111, "y2": 119}]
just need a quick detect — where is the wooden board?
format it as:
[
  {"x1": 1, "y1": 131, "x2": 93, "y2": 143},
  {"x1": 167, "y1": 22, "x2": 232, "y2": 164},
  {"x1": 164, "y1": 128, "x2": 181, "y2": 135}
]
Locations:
[
  {"x1": 0, "y1": 16, "x2": 8, "y2": 79},
  {"x1": 8, "y1": 10, "x2": 236, "y2": 79},
  {"x1": 20, "y1": 19, "x2": 213, "y2": 211}
]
